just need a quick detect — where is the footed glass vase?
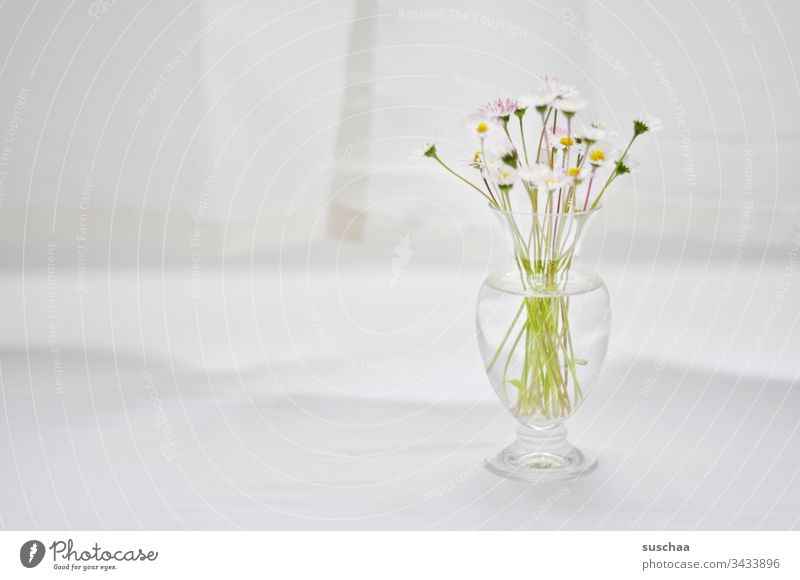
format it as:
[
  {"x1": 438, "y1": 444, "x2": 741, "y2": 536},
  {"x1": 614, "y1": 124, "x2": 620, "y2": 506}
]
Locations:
[{"x1": 476, "y1": 207, "x2": 610, "y2": 481}]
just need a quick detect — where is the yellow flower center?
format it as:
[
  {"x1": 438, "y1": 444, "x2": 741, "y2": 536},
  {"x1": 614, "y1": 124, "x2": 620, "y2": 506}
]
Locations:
[
  {"x1": 476, "y1": 122, "x2": 489, "y2": 134},
  {"x1": 560, "y1": 137, "x2": 574, "y2": 147},
  {"x1": 590, "y1": 149, "x2": 605, "y2": 162},
  {"x1": 567, "y1": 167, "x2": 580, "y2": 177}
]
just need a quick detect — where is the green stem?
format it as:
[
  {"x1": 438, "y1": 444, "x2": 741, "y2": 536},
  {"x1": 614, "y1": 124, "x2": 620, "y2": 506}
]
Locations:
[
  {"x1": 432, "y1": 153, "x2": 495, "y2": 206},
  {"x1": 590, "y1": 133, "x2": 638, "y2": 209},
  {"x1": 518, "y1": 115, "x2": 529, "y2": 165},
  {"x1": 487, "y1": 300, "x2": 525, "y2": 372},
  {"x1": 536, "y1": 108, "x2": 552, "y2": 164}
]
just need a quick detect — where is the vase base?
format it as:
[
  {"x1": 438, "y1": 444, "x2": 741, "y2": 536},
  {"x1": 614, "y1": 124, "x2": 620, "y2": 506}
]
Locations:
[{"x1": 485, "y1": 425, "x2": 597, "y2": 482}]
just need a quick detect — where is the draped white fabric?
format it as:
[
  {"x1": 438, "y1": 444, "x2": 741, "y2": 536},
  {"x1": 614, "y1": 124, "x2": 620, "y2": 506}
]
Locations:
[{"x1": 2, "y1": 265, "x2": 799, "y2": 529}]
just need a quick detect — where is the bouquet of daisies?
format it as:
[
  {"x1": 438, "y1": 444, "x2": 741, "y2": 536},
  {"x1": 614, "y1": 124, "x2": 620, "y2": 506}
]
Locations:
[{"x1": 419, "y1": 76, "x2": 660, "y2": 419}]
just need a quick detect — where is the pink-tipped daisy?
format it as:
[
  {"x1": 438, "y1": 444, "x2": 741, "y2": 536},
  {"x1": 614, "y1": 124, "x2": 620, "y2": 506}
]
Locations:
[{"x1": 478, "y1": 97, "x2": 519, "y2": 120}]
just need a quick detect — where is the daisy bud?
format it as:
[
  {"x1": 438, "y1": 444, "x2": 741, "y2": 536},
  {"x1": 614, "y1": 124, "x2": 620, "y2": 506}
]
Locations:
[
  {"x1": 470, "y1": 151, "x2": 483, "y2": 169},
  {"x1": 632, "y1": 113, "x2": 663, "y2": 135},
  {"x1": 411, "y1": 142, "x2": 437, "y2": 160},
  {"x1": 615, "y1": 157, "x2": 640, "y2": 175}
]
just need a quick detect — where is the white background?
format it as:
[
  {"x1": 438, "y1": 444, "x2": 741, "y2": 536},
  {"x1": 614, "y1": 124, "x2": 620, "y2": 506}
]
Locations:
[{"x1": 0, "y1": 0, "x2": 798, "y2": 530}]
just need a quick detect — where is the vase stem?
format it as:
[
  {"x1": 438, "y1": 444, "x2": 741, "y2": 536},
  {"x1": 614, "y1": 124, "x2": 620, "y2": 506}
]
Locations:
[{"x1": 485, "y1": 423, "x2": 597, "y2": 481}]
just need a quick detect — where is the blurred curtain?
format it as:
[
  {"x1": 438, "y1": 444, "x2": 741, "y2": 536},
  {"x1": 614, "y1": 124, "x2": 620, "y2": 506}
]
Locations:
[{"x1": 0, "y1": 0, "x2": 797, "y2": 269}]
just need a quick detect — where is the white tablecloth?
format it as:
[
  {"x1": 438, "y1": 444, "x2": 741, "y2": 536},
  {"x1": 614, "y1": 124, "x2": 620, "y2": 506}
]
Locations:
[{"x1": 1, "y1": 261, "x2": 798, "y2": 529}]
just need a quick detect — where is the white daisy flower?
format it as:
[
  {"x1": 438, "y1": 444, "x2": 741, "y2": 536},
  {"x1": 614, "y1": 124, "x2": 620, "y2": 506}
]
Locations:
[
  {"x1": 553, "y1": 98, "x2": 587, "y2": 116},
  {"x1": 576, "y1": 120, "x2": 613, "y2": 143},
  {"x1": 519, "y1": 89, "x2": 557, "y2": 112},
  {"x1": 586, "y1": 142, "x2": 616, "y2": 167},
  {"x1": 490, "y1": 163, "x2": 518, "y2": 187},
  {"x1": 487, "y1": 139, "x2": 515, "y2": 158},
  {"x1": 540, "y1": 75, "x2": 579, "y2": 99},
  {"x1": 566, "y1": 165, "x2": 590, "y2": 182},
  {"x1": 632, "y1": 113, "x2": 663, "y2": 135},
  {"x1": 470, "y1": 152, "x2": 501, "y2": 174},
  {"x1": 546, "y1": 126, "x2": 575, "y2": 151},
  {"x1": 520, "y1": 164, "x2": 570, "y2": 191},
  {"x1": 483, "y1": 157, "x2": 500, "y2": 173},
  {"x1": 465, "y1": 116, "x2": 496, "y2": 139}
]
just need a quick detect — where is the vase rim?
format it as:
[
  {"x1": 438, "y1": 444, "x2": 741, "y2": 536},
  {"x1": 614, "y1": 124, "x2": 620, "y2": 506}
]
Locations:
[{"x1": 487, "y1": 204, "x2": 603, "y2": 218}]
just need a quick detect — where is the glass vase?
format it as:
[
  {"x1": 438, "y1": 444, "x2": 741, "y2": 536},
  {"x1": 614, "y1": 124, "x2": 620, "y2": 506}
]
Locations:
[{"x1": 476, "y1": 207, "x2": 610, "y2": 481}]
